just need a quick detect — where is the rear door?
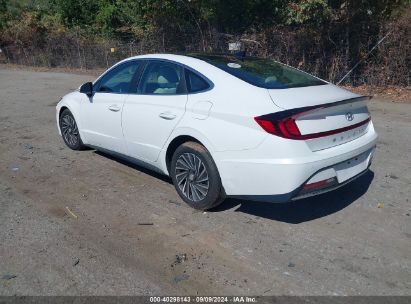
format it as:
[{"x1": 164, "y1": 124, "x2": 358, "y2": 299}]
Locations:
[{"x1": 122, "y1": 60, "x2": 187, "y2": 162}]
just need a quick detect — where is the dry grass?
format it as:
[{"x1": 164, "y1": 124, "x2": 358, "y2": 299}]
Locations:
[{"x1": 0, "y1": 63, "x2": 102, "y2": 77}]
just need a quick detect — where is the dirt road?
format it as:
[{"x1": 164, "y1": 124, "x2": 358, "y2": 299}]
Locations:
[{"x1": 0, "y1": 68, "x2": 410, "y2": 295}]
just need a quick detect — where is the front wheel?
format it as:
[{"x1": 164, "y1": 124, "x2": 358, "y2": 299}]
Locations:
[
  {"x1": 59, "y1": 109, "x2": 85, "y2": 150},
  {"x1": 170, "y1": 142, "x2": 225, "y2": 210}
]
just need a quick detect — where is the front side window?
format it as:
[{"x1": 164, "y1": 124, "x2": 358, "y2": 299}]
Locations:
[
  {"x1": 188, "y1": 53, "x2": 326, "y2": 89},
  {"x1": 186, "y1": 70, "x2": 210, "y2": 93},
  {"x1": 137, "y1": 61, "x2": 184, "y2": 95},
  {"x1": 96, "y1": 61, "x2": 141, "y2": 93}
]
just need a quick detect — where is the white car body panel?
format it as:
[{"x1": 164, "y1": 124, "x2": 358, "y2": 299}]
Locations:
[
  {"x1": 80, "y1": 92, "x2": 127, "y2": 154},
  {"x1": 56, "y1": 53, "x2": 378, "y2": 202},
  {"x1": 122, "y1": 94, "x2": 187, "y2": 162},
  {"x1": 214, "y1": 122, "x2": 377, "y2": 197}
]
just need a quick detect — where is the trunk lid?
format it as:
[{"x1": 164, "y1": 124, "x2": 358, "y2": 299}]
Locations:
[
  {"x1": 267, "y1": 83, "x2": 360, "y2": 109},
  {"x1": 266, "y1": 84, "x2": 372, "y2": 151}
]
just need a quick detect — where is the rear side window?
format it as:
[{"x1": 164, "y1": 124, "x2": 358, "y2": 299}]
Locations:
[
  {"x1": 186, "y1": 70, "x2": 210, "y2": 93},
  {"x1": 137, "y1": 61, "x2": 184, "y2": 95},
  {"x1": 96, "y1": 61, "x2": 141, "y2": 93},
  {"x1": 188, "y1": 53, "x2": 326, "y2": 89}
]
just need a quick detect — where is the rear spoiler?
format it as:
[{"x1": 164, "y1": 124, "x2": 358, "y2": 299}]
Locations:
[{"x1": 268, "y1": 96, "x2": 372, "y2": 120}]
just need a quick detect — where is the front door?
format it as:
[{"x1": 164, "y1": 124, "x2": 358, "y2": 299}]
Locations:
[{"x1": 80, "y1": 60, "x2": 142, "y2": 154}]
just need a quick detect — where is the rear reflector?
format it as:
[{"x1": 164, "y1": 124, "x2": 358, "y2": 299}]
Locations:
[
  {"x1": 303, "y1": 178, "x2": 336, "y2": 190},
  {"x1": 254, "y1": 109, "x2": 370, "y2": 140}
]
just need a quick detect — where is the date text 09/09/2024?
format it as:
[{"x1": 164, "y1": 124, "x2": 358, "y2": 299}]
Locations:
[{"x1": 149, "y1": 296, "x2": 257, "y2": 303}]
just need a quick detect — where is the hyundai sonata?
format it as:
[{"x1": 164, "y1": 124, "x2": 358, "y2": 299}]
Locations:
[{"x1": 56, "y1": 53, "x2": 378, "y2": 210}]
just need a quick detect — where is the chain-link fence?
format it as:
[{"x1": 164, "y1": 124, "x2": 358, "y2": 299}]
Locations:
[
  {"x1": 2, "y1": 40, "x2": 148, "y2": 70},
  {"x1": 1, "y1": 25, "x2": 409, "y2": 87}
]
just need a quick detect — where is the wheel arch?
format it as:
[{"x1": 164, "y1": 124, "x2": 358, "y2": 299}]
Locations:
[
  {"x1": 56, "y1": 97, "x2": 84, "y2": 140},
  {"x1": 57, "y1": 105, "x2": 76, "y2": 133},
  {"x1": 163, "y1": 128, "x2": 217, "y2": 175},
  {"x1": 165, "y1": 135, "x2": 202, "y2": 173},
  {"x1": 59, "y1": 106, "x2": 70, "y2": 118}
]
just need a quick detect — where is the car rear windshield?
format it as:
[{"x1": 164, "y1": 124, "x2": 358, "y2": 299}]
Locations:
[{"x1": 188, "y1": 53, "x2": 327, "y2": 89}]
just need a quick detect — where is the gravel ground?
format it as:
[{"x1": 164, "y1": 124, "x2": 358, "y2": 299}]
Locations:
[{"x1": 0, "y1": 68, "x2": 410, "y2": 296}]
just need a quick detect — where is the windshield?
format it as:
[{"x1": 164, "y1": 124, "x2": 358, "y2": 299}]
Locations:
[{"x1": 188, "y1": 53, "x2": 327, "y2": 89}]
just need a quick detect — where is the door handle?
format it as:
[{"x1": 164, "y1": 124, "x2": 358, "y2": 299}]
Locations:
[
  {"x1": 159, "y1": 112, "x2": 177, "y2": 120},
  {"x1": 108, "y1": 105, "x2": 121, "y2": 112}
]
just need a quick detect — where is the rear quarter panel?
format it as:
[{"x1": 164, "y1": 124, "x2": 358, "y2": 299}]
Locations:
[{"x1": 167, "y1": 71, "x2": 279, "y2": 149}]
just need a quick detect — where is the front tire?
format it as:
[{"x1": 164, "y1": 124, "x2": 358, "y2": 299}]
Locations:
[
  {"x1": 170, "y1": 142, "x2": 225, "y2": 210},
  {"x1": 59, "y1": 109, "x2": 85, "y2": 150}
]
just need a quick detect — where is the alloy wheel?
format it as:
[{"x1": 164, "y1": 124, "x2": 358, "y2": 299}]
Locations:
[
  {"x1": 175, "y1": 152, "x2": 209, "y2": 202},
  {"x1": 61, "y1": 114, "x2": 79, "y2": 147}
]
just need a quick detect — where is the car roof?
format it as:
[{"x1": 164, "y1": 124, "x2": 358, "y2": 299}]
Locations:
[
  {"x1": 118, "y1": 53, "x2": 232, "y2": 83},
  {"x1": 122, "y1": 53, "x2": 205, "y2": 66},
  {"x1": 109, "y1": 53, "x2": 288, "y2": 88}
]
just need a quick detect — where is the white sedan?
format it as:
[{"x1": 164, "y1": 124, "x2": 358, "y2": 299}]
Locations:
[{"x1": 56, "y1": 53, "x2": 378, "y2": 210}]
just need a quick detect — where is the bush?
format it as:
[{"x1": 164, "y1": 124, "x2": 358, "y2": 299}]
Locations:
[{"x1": 0, "y1": 0, "x2": 410, "y2": 86}]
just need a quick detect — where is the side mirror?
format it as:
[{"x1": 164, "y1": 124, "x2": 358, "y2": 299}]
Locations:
[{"x1": 80, "y1": 82, "x2": 94, "y2": 97}]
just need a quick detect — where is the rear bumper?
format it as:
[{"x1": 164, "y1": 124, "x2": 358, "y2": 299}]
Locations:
[
  {"x1": 292, "y1": 165, "x2": 370, "y2": 201},
  {"x1": 215, "y1": 123, "x2": 378, "y2": 202},
  {"x1": 231, "y1": 154, "x2": 372, "y2": 203}
]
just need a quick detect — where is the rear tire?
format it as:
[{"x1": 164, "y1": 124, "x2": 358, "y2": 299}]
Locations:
[
  {"x1": 170, "y1": 142, "x2": 225, "y2": 210},
  {"x1": 59, "y1": 109, "x2": 85, "y2": 151}
]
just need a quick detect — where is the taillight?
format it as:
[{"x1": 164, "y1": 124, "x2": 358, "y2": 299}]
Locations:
[
  {"x1": 254, "y1": 117, "x2": 278, "y2": 135},
  {"x1": 255, "y1": 116, "x2": 302, "y2": 138},
  {"x1": 254, "y1": 111, "x2": 370, "y2": 140}
]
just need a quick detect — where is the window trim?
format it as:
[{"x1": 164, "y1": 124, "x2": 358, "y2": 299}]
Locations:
[
  {"x1": 93, "y1": 59, "x2": 144, "y2": 95},
  {"x1": 136, "y1": 59, "x2": 188, "y2": 96},
  {"x1": 128, "y1": 60, "x2": 147, "y2": 93},
  {"x1": 92, "y1": 58, "x2": 215, "y2": 96},
  {"x1": 134, "y1": 58, "x2": 214, "y2": 95},
  {"x1": 184, "y1": 68, "x2": 213, "y2": 94}
]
